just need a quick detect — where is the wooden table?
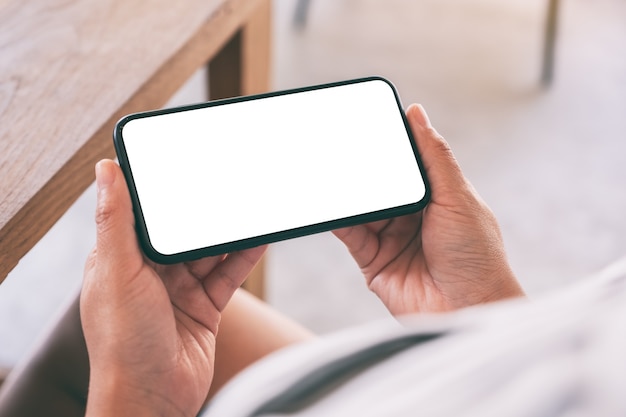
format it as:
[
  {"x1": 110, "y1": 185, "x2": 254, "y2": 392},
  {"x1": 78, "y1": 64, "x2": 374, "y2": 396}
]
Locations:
[{"x1": 0, "y1": 0, "x2": 271, "y2": 297}]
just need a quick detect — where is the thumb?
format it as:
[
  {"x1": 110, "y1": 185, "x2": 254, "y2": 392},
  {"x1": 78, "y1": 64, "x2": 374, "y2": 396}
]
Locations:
[
  {"x1": 406, "y1": 104, "x2": 470, "y2": 202},
  {"x1": 94, "y1": 159, "x2": 144, "y2": 271}
]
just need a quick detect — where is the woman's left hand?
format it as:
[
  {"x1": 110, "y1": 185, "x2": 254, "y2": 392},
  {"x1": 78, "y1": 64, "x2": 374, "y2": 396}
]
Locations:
[{"x1": 80, "y1": 159, "x2": 265, "y2": 417}]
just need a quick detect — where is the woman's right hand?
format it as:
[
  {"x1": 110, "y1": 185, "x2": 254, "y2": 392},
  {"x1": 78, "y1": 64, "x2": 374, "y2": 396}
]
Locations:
[{"x1": 333, "y1": 104, "x2": 524, "y2": 316}]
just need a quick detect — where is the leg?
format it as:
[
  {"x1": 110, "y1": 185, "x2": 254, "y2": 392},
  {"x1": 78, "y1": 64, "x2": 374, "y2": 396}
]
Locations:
[
  {"x1": 0, "y1": 292, "x2": 89, "y2": 417},
  {"x1": 208, "y1": 288, "x2": 315, "y2": 399}
]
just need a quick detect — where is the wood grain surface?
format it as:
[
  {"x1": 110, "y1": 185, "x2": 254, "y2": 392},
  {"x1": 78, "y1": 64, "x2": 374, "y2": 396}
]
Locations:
[{"x1": 0, "y1": 0, "x2": 271, "y2": 284}]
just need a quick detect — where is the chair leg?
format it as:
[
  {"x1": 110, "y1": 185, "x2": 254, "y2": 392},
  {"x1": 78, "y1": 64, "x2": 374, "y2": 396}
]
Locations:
[
  {"x1": 294, "y1": 0, "x2": 312, "y2": 28},
  {"x1": 541, "y1": 0, "x2": 559, "y2": 86}
]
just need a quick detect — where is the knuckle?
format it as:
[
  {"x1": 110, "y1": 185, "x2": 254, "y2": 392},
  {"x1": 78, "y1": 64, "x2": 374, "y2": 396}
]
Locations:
[
  {"x1": 425, "y1": 126, "x2": 444, "y2": 141},
  {"x1": 95, "y1": 202, "x2": 117, "y2": 233},
  {"x1": 430, "y1": 134, "x2": 453, "y2": 155}
]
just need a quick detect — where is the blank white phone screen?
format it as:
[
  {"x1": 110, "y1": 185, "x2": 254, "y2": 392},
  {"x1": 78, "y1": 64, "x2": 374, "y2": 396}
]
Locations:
[{"x1": 121, "y1": 79, "x2": 426, "y2": 256}]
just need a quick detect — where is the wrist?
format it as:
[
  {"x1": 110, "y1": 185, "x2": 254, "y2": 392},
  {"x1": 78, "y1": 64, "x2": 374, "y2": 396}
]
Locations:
[
  {"x1": 86, "y1": 367, "x2": 190, "y2": 417},
  {"x1": 480, "y1": 265, "x2": 525, "y2": 304}
]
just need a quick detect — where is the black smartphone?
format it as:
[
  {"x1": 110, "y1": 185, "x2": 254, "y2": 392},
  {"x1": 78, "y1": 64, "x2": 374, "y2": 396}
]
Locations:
[{"x1": 114, "y1": 76, "x2": 430, "y2": 264}]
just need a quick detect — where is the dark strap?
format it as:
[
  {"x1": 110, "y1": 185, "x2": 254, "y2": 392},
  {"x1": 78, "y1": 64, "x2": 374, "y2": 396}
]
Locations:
[{"x1": 250, "y1": 332, "x2": 445, "y2": 416}]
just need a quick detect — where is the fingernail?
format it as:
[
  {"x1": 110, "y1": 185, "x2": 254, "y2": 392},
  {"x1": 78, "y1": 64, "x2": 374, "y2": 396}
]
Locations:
[{"x1": 95, "y1": 160, "x2": 114, "y2": 193}]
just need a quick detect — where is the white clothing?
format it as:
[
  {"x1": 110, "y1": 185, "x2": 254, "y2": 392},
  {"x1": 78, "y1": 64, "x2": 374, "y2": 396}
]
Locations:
[{"x1": 202, "y1": 257, "x2": 626, "y2": 417}]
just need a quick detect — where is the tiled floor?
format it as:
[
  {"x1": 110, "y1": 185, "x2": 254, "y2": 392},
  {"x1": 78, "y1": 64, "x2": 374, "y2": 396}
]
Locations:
[{"x1": 1, "y1": 0, "x2": 625, "y2": 367}]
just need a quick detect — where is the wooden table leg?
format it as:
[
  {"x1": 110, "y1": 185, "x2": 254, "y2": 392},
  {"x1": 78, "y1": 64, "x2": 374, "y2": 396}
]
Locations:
[
  {"x1": 241, "y1": 0, "x2": 272, "y2": 96},
  {"x1": 208, "y1": 0, "x2": 271, "y2": 98},
  {"x1": 207, "y1": 0, "x2": 271, "y2": 299}
]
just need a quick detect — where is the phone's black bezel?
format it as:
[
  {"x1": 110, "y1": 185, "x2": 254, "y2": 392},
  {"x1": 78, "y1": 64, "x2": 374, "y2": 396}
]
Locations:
[{"x1": 114, "y1": 76, "x2": 431, "y2": 264}]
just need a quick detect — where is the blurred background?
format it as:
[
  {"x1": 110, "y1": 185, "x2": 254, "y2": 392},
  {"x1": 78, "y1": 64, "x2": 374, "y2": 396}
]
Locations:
[{"x1": 1, "y1": 0, "x2": 625, "y2": 371}]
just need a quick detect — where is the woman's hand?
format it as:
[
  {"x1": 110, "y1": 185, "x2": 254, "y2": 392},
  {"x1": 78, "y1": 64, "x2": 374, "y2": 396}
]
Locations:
[
  {"x1": 334, "y1": 104, "x2": 524, "y2": 315},
  {"x1": 80, "y1": 159, "x2": 265, "y2": 417}
]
